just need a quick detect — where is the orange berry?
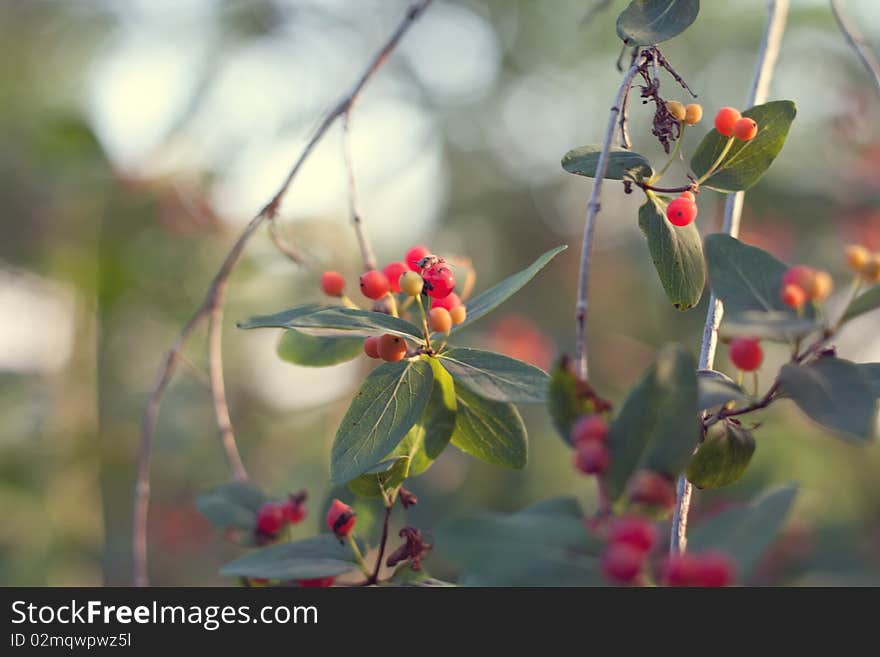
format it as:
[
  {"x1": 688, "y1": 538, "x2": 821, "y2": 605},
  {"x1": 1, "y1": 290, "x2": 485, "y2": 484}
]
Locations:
[
  {"x1": 810, "y1": 270, "x2": 833, "y2": 301},
  {"x1": 359, "y1": 270, "x2": 390, "y2": 300},
  {"x1": 861, "y1": 255, "x2": 880, "y2": 283},
  {"x1": 680, "y1": 191, "x2": 696, "y2": 202},
  {"x1": 714, "y1": 107, "x2": 741, "y2": 137},
  {"x1": 732, "y1": 117, "x2": 758, "y2": 141},
  {"x1": 684, "y1": 103, "x2": 703, "y2": 125},
  {"x1": 377, "y1": 334, "x2": 407, "y2": 362},
  {"x1": 666, "y1": 100, "x2": 686, "y2": 121},
  {"x1": 320, "y1": 271, "x2": 345, "y2": 297},
  {"x1": 428, "y1": 307, "x2": 452, "y2": 333},
  {"x1": 781, "y1": 284, "x2": 807, "y2": 309},
  {"x1": 845, "y1": 245, "x2": 870, "y2": 273},
  {"x1": 449, "y1": 304, "x2": 467, "y2": 325}
]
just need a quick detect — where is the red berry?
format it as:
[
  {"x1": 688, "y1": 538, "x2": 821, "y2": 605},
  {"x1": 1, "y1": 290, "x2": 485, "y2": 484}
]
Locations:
[
  {"x1": 423, "y1": 265, "x2": 456, "y2": 299},
  {"x1": 378, "y1": 334, "x2": 407, "y2": 362},
  {"x1": 255, "y1": 502, "x2": 286, "y2": 537},
  {"x1": 363, "y1": 336, "x2": 381, "y2": 359},
  {"x1": 298, "y1": 576, "x2": 334, "y2": 588},
  {"x1": 601, "y1": 543, "x2": 645, "y2": 584},
  {"x1": 782, "y1": 265, "x2": 815, "y2": 291},
  {"x1": 405, "y1": 245, "x2": 431, "y2": 271},
  {"x1": 666, "y1": 197, "x2": 698, "y2": 227},
  {"x1": 661, "y1": 554, "x2": 699, "y2": 586},
  {"x1": 571, "y1": 415, "x2": 608, "y2": 445},
  {"x1": 693, "y1": 551, "x2": 736, "y2": 587},
  {"x1": 627, "y1": 471, "x2": 676, "y2": 510},
  {"x1": 573, "y1": 441, "x2": 610, "y2": 475},
  {"x1": 608, "y1": 516, "x2": 657, "y2": 553},
  {"x1": 729, "y1": 337, "x2": 763, "y2": 371},
  {"x1": 359, "y1": 270, "x2": 390, "y2": 300},
  {"x1": 732, "y1": 117, "x2": 758, "y2": 141},
  {"x1": 326, "y1": 499, "x2": 355, "y2": 538},
  {"x1": 320, "y1": 271, "x2": 345, "y2": 297},
  {"x1": 714, "y1": 107, "x2": 742, "y2": 137},
  {"x1": 383, "y1": 262, "x2": 409, "y2": 293},
  {"x1": 283, "y1": 496, "x2": 307, "y2": 524},
  {"x1": 431, "y1": 292, "x2": 462, "y2": 311},
  {"x1": 780, "y1": 284, "x2": 807, "y2": 309}
]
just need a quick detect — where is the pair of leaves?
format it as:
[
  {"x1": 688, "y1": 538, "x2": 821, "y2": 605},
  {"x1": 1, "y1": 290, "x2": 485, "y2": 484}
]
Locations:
[
  {"x1": 220, "y1": 534, "x2": 360, "y2": 581},
  {"x1": 617, "y1": 0, "x2": 700, "y2": 46},
  {"x1": 604, "y1": 344, "x2": 699, "y2": 501},
  {"x1": 435, "y1": 497, "x2": 603, "y2": 586}
]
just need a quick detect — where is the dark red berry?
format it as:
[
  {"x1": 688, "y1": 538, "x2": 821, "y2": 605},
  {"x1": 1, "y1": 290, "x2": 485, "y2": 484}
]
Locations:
[
  {"x1": 729, "y1": 337, "x2": 763, "y2": 371},
  {"x1": 660, "y1": 554, "x2": 699, "y2": 587},
  {"x1": 573, "y1": 441, "x2": 610, "y2": 475},
  {"x1": 326, "y1": 499, "x2": 355, "y2": 538},
  {"x1": 627, "y1": 471, "x2": 676, "y2": 511},
  {"x1": 405, "y1": 245, "x2": 431, "y2": 271},
  {"x1": 571, "y1": 414, "x2": 608, "y2": 445},
  {"x1": 383, "y1": 262, "x2": 409, "y2": 293},
  {"x1": 693, "y1": 551, "x2": 736, "y2": 587},
  {"x1": 298, "y1": 576, "x2": 334, "y2": 588},
  {"x1": 601, "y1": 543, "x2": 645, "y2": 584},
  {"x1": 608, "y1": 516, "x2": 657, "y2": 554},
  {"x1": 283, "y1": 493, "x2": 307, "y2": 524},
  {"x1": 359, "y1": 270, "x2": 390, "y2": 300},
  {"x1": 423, "y1": 265, "x2": 456, "y2": 299},
  {"x1": 255, "y1": 502, "x2": 286, "y2": 537}
]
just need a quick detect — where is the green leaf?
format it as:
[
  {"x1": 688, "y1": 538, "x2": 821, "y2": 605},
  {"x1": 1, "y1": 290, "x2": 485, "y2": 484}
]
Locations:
[
  {"x1": 236, "y1": 303, "x2": 328, "y2": 330},
  {"x1": 195, "y1": 482, "x2": 269, "y2": 532},
  {"x1": 721, "y1": 311, "x2": 821, "y2": 342},
  {"x1": 347, "y1": 456, "x2": 412, "y2": 499},
  {"x1": 277, "y1": 329, "x2": 363, "y2": 367},
  {"x1": 842, "y1": 285, "x2": 880, "y2": 323},
  {"x1": 686, "y1": 420, "x2": 756, "y2": 489},
  {"x1": 452, "y1": 246, "x2": 567, "y2": 333},
  {"x1": 691, "y1": 101, "x2": 796, "y2": 192},
  {"x1": 705, "y1": 234, "x2": 813, "y2": 318},
  {"x1": 616, "y1": 0, "x2": 700, "y2": 46},
  {"x1": 688, "y1": 486, "x2": 797, "y2": 580},
  {"x1": 859, "y1": 363, "x2": 880, "y2": 396},
  {"x1": 396, "y1": 359, "x2": 457, "y2": 476},
  {"x1": 548, "y1": 357, "x2": 593, "y2": 446},
  {"x1": 778, "y1": 356, "x2": 879, "y2": 442},
  {"x1": 435, "y1": 497, "x2": 603, "y2": 586},
  {"x1": 330, "y1": 358, "x2": 434, "y2": 484},
  {"x1": 561, "y1": 146, "x2": 653, "y2": 181},
  {"x1": 450, "y1": 384, "x2": 527, "y2": 469},
  {"x1": 438, "y1": 348, "x2": 549, "y2": 403},
  {"x1": 638, "y1": 194, "x2": 705, "y2": 310},
  {"x1": 283, "y1": 307, "x2": 424, "y2": 341},
  {"x1": 220, "y1": 534, "x2": 358, "y2": 580},
  {"x1": 697, "y1": 369, "x2": 748, "y2": 410},
  {"x1": 604, "y1": 344, "x2": 699, "y2": 500},
  {"x1": 386, "y1": 567, "x2": 456, "y2": 587}
]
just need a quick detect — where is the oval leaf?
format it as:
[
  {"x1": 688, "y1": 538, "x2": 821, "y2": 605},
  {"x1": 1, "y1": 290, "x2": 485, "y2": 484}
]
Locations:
[
  {"x1": 438, "y1": 348, "x2": 549, "y2": 403},
  {"x1": 691, "y1": 100, "x2": 796, "y2": 192},
  {"x1": 195, "y1": 482, "x2": 268, "y2": 532},
  {"x1": 697, "y1": 369, "x2": 748, "y2": 410},
  {"x1": 450, "y1": 384, "x2": 527, "y2": 469},
  {"x1": 347, "y1": 456, "x2": 412, "y2": 499},
  {"x1": 721, "y1": 311, "x2": 821, "y2": 342},
  {"x1": 277, "y1": 329, "x2": 363, "y2": 367},
  {"x1": 237, "y1": 303, "x2": 329, "y2": 330},
  {"x1": 286, "y1": 307, "x2": 423, "y2": 341},
  {"x1": 562, "y1": 146, "x2": 653, "y2": 181},
  {"x1": 452, "y1": 246, "x2": 567, "y2": 333},
  {"x1": 547, "y1": 356, "x2": 611, "y2": 446},
  {"x1": 688, "y1": 486, "x2": 797, "y2": 580},
  {"x1": 330, "y1": 358, "x2": 434, "y2": 484},
  {"x1": 842, "y1": 285, "x2": 880, "y2": 323},
  {"x1": 639, "y1": 195, "x2": 705, "y2": 310},
  {"x1": 220, "y1": 534, "x2": 358, "y2": 580},
  {"x1": 686, "y1": 420, "x2": 756, "y2": 489},
  {"x1": 778, "y1": 356, "x2": 879, "y2": 442},
  {"x1": 604, "y1": 344, "x2": 700, "y2": 500},
  {"x1": 616, "y1": 0, "x2": 700, "y2": 46}
]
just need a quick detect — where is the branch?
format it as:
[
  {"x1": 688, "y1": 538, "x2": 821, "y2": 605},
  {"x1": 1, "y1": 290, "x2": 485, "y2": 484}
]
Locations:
[
  {"x1": 830, "y1": 0, "x2": 880, "y2": 94},
  {"x1": 342, "y1": 111, "x2": 378, "y2": 271},
  {"x1": 267, "y1": 217, "x2": 309, "y2": 265},
  {"x1": 671, "y1": 0, "x2": 790, "y2": 555},
  {"x1": 367, "y1": 503, "x2": 393, "y2": 585},
  {"x1": 132, "y1": 0, "x2": 434, "y2": 587},
  {"x1": 575, "y1": 52, "x2": 649, "y2": 380}
]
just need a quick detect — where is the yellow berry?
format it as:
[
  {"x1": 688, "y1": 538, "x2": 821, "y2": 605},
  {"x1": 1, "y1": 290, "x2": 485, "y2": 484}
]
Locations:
[
  {"x1": 862, "y1": 255, "x2": 880, "y2": 283},
  {"x1": 845, "y1": 245, "x2": 870, "y2": 273},
  {"x1": 399, "y1": 271, "x2": 424, "y2": 297},
  {"x1": 450, "y1": 304, "x2": 467, "y2": 325},
  {"x1": 810, "y1": 270, "x2": 833, "y2": 302},
  {"x1": 666, "y1": 100, "x2": 686, "y2": 122},
  {"x1": 684, "y1": 103, "x2": 703, "y2": 125},
  {"x1": 428, "y1": 307, "x2": 452, "y2": 333}
]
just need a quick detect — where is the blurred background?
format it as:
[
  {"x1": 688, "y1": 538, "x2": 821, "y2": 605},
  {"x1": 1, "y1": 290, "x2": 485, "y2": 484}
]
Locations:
[{"x1": 1, "y1": 0, "x2": 879, "y2": 586}]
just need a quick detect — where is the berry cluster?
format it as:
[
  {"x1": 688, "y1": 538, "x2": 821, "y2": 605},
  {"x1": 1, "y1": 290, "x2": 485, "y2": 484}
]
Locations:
[
  {"x1": 665, "y1": 100, "x2": 703, "y2": 126},
  {"x1": 714, "y1": 106, "x2": 758, "y2": 141},
  {"x1": 571, "y1": 414, "x2": 610, "y2": 475},
  {"x1": 845, "y1": 244, "x2": 880, "y2": 284},
  {"x1": 254, "y1": 491, "x2": 308, "y2": 542},
  {"x1": 659, "y1": 550, "x2": 736, "y2": 587},
  {"x1": 779, "y1": 265, "x2": 833, "y2": 311}
]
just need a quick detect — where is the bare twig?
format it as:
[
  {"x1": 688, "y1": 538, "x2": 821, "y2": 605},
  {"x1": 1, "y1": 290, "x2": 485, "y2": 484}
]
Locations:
[
  {"x1": 267, "y1": 217, "x2": 309, "y2": 265},
  {"x1": 367, "y1": 503, "x2": 393, "y2": 585},
  {"x1": 830, "y1": 0, "x2": 880, "y2": 94},
  {"x1": 132, "y1": 0, "x2": 434, "y2": 586},
  {"x1": 671, "y1": 0, "x2": 790, "y2": 555},
  {"x1": 575, "y1": 52, "x2": 649, "y2": 380},
  {"x1": 342, "y1": 111, "x2": 378, "y2": 271},
  {"x1": 618, "y1": 48, "x2": 640, "y2": 148}
]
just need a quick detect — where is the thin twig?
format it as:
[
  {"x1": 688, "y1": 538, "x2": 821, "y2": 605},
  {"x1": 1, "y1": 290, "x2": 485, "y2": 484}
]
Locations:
[
  {"x1": 830, "y1": 0, "x2": 880, "y2": 94},
  {"x1": 267, "y1": 217, "x2": 309, "y2": 265},
  {"x1": 575, "y1": 52, "x2": 649, "y2": 380},
  {"x1": 342, "y1": 111, "x2": 378, "y2": 271},
  {"x1": 368, "y1": 504, "x2": 393, "y2": 585},
  {"x1": 671, "y1": 0, "x2": 790, "y2": 555},
  {"x1": 132, "y1": 0, "x2": 434, "y2": 587},
  {"x1": 618, "y1": 48, "x2": 639, "y2": 148}
]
